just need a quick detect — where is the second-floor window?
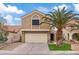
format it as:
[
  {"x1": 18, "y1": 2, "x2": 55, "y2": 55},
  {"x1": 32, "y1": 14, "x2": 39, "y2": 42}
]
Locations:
[
  {"x1": 32, "y1": 20, "x2": 39, "y2": 25},
  {"x1": 32, "y1": 15, "x2": 39, "y2": 25}
]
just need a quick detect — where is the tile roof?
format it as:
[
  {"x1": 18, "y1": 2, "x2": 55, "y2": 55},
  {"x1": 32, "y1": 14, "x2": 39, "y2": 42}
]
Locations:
[{"x1": 4, "y1": 25, "x2": 21, "y2": 33}]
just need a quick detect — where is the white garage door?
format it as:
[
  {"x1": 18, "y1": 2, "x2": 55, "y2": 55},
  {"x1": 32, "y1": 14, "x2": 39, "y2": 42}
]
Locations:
[{"x1": 25, "y1": 32, "x2": 48, "y2": 43}]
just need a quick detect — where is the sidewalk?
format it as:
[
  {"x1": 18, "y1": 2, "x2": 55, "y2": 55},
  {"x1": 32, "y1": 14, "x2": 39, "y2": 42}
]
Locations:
[{"x1": 0, "y1": 43, "x2": 79, "y2": 54}]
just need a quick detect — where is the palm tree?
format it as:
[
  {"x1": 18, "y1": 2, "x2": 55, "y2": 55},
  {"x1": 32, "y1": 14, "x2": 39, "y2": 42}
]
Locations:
[{"x1": 40, "y1": 7, "x2": 75, "y2": 45}]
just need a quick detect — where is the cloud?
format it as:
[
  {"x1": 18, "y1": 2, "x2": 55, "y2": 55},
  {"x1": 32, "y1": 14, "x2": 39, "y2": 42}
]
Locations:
[
  {"x1": 7, "y1": 5, "x2": 24, "y2": 14},
  {"x1": 37, "y1": 4, "x2": 68, "y2": 13},
  {"x1": 53, "y1": 4, "x2": 68, "y2": 10},
  {"x1": 73, "y1": 3, "x2": 79, "y2": 12},
  {"x1": 37, "y1": 7, "x2": 49, "y2": 13},
  {"x1": 4, "y1": 15, "x2": 13, "y2": 25},
  {"x1": 4, "y1": 15, "x2": 21, "y2": 25},
  {"x1": 0, "y1": 3, "x2": 25, "y2": 25},
  {"x1": 13, "y1": 17, "x2": 21, "y2": 25},
  {"x1": 14, "y1": 17, "x2": 21, "y2": 21},
  {"x1": 0, "y1": 3, "x2": 25, "y2": 14}
]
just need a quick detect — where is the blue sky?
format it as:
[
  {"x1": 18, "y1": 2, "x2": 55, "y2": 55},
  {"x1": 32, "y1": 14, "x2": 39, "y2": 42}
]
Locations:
[{"x1": 0, "y1": 3, "x2": 79, "y2": 25}]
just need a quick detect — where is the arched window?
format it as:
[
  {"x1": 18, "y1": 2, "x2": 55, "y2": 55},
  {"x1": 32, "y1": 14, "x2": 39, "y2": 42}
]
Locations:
[{"x1": 32, "y1": 15, "x2": 39, "y2": 25}]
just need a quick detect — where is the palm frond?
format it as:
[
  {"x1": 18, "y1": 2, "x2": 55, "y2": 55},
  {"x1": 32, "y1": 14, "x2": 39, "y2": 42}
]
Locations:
[{"x1": 40, "y1": 7, "x2": 76, "y2": 30}]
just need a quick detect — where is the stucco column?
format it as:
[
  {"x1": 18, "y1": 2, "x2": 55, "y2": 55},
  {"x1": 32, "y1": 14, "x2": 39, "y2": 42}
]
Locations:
[
  {"x1": 21, "y1": 31, "x2": 25, "y2": 43},
  {"x1": 54, "y1": 33, "x2": 56, "y2": 42},
  {"x1": 53, "y1": 32, "x2": 56, "y2": 44},
  {"x1": 69, "y1": 32, "x2": 73, "y2": 40}
]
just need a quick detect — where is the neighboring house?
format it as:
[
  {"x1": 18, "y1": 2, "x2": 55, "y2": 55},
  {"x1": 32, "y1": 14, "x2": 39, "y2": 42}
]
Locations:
[
  {"x1": 63, "y1": 19, "x2": 79, "y2": 41},
  {"x1": 5, "y1": 25, "x2": 21, "y2": 43},
  {"x1": 6, "y1": 25, "x2": 21, "y2": 33}
]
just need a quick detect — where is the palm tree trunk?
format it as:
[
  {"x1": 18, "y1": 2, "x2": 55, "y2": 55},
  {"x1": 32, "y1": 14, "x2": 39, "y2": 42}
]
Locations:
[{"x1": 56, "y1": 29, "x2": 63, "y2": 46}]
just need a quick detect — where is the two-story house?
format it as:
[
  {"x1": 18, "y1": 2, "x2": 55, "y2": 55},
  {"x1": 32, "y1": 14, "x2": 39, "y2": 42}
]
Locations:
[{"x1": 21, "y1": 10, "x2": 55, "y2": 43}]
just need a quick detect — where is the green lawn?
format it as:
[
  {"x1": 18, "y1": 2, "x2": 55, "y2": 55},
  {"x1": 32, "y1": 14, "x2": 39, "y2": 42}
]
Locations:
[{"x1": 48, "y1": 43, "x2": 72, "y2": 51}]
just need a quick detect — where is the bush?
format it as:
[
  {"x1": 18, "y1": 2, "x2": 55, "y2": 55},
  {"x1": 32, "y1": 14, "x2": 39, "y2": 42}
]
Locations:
[{"x1": 0, "y1": 29, "x2": 8, "y2": 43}]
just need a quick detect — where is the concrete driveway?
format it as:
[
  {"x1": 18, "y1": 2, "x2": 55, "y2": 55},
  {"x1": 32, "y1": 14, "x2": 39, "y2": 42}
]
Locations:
[
  {"x1": 11, "y1": 43, "x2": 50, "y2": 55},
  {"x1": 0, "y1": 43, "x2": 49, "y2": 55}
]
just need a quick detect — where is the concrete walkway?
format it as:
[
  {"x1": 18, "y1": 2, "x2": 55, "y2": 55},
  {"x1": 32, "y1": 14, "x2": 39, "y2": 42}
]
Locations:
[
  {"x1": 0, "y1": 42, "x2": 23, "y2": 50},
  {"x1": 0, "y1": 43, "x2": 79, "y2": 55}
]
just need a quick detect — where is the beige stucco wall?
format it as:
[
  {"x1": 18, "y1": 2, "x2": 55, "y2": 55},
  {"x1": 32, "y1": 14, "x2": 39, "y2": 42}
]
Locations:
[
  {"x1": 21, "y1": 11, "x2": 49, "y2": 29},
  {"x1": 6, "y1": 32, "x2": 21, "y2": 43}
]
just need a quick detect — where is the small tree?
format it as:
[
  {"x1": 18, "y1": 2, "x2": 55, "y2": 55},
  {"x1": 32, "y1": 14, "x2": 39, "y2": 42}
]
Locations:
[{"x1": 0, "y1": 16, "x2": 8, "y2": 43}]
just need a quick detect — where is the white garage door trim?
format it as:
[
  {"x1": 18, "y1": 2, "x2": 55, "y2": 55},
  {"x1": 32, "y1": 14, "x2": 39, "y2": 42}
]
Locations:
[{"x1": 25, "y1": 32, "x2": 48, "y2": 43}]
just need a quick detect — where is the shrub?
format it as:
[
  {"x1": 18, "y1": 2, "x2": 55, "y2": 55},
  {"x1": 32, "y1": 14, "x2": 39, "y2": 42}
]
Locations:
[{"x1": 0, "y1": 29, "x2": 8, "y2": 43}]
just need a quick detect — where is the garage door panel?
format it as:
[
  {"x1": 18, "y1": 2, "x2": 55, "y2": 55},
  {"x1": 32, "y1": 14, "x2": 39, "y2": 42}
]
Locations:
[{"x1": 25, "y1": 33, "x2": 48, "y2": 43}]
